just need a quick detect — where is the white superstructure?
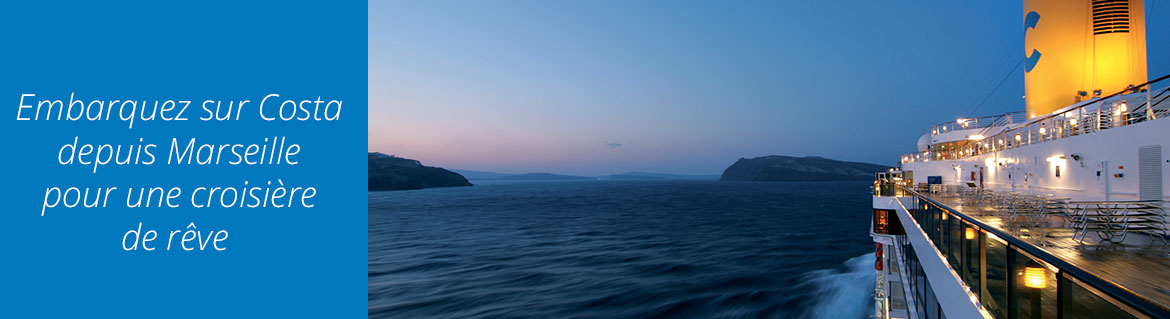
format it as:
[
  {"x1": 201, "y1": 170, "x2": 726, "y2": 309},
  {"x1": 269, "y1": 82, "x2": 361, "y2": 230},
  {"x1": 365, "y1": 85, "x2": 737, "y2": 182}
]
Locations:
[{"x1": 869, "y1": 1, "x2": 1169, "y2": 319}]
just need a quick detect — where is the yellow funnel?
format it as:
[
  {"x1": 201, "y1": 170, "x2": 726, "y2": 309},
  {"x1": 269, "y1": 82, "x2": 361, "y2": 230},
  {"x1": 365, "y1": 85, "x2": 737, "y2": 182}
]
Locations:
[{"x1": 1023, "y1": 0, "x2": 1147, "y2": 118}]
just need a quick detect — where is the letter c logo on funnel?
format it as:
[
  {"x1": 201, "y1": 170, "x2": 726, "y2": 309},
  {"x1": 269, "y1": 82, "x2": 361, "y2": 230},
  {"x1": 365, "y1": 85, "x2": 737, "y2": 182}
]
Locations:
[{"x1": 1024, "y1": 11, "x2": 1041, "y2": 73}]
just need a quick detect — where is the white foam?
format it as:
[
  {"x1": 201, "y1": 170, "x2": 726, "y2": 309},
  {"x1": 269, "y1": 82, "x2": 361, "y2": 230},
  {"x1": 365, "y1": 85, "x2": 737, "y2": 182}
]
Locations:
[{"x1": 806, "y1": 253, "x2": 877, "y2": 319}]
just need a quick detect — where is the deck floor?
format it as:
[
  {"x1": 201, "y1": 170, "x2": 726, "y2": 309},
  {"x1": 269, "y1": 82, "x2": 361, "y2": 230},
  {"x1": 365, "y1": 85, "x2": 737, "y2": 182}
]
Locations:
[{"x1": 922, "y1": 191, "x2": 1170, "y2": 310}]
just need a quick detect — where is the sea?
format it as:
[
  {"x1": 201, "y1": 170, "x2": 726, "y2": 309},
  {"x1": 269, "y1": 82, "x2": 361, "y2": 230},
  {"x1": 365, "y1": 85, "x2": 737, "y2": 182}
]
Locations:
[{"x1": 369, "y1": 180, "x2": 877, "y2": 319}]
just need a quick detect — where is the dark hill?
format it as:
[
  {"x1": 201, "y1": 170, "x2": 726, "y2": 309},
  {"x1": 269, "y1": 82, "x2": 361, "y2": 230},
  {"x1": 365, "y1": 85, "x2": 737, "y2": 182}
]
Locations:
[
  {"x1": 491, "y1": 173, "x2": 592, "y2": 181},
  {"x1": 368, "y1": 153, "x2": 472, "y2": 191},
  {"x1": 607, "y1": 172, "x2": 720, "y2": 181},
  {"x1": 719, "y1": 155, "x2": 889, "y2": 182}
]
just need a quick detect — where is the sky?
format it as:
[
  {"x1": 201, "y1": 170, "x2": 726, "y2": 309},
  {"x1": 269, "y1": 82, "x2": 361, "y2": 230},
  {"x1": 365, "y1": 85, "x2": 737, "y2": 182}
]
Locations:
[{"x1": 369, "y1": 1, "x2": 1170, "y2": 176}]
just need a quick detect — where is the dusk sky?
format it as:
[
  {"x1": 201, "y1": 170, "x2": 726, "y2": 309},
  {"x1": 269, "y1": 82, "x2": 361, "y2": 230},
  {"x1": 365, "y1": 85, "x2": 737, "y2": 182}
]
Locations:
[{"x1": 369, "y1": 1, "x2": 1169, "y2": 176}]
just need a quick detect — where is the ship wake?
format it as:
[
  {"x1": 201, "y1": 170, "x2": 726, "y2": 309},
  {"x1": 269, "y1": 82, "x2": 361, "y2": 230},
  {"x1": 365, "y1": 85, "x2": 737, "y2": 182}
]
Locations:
[{"x1": 801, "y1": 253, "x2": 876, "y2": 319}]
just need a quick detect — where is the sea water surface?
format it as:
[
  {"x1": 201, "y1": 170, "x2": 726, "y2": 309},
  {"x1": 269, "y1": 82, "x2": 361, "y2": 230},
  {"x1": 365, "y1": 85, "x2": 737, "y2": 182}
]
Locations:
[{"x1": 369, "y1": 180, "x2": 876, "y2": 318}]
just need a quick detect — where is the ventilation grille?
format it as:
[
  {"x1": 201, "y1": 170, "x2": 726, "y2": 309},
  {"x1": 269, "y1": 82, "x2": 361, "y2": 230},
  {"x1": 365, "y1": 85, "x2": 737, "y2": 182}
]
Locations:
[
  {"x1": 1092, "y1": 0, "x2": 1131, "y2": 35},
  {"x1": 1138, "y1": 145, "x2": 1162, "y2": 201}
]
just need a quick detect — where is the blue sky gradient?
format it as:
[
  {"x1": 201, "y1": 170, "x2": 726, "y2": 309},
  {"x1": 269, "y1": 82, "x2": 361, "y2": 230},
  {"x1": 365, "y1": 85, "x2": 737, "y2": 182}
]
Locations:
[{"x1": 370, "y1": 1, "x2": 1170, "y2": 175}]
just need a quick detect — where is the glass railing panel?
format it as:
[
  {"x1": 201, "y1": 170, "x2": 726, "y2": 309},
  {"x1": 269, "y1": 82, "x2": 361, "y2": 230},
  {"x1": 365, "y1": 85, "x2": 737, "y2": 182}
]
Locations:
[
  {"x1": 984, "y1": 233, "x2": 1009, "y2": 319},
  {"x1": 948, "y1": 214, "x2": 962, "y2": 271},
  {"x1": 873, "y1": 180, "x2": 912, "y2": 197},
  {"x1": 962, "y1": 222, "x2": 980, "y2": 302},
  {"x1": 1060, "y1": 274, "x2": 1139, "y2": 319},
  {"x1": 935, "y1": 208, "x2": 947, "y2": 256},
  {"x1": 1009, "y1": 248, "x2": 1058, "y2": 319}
]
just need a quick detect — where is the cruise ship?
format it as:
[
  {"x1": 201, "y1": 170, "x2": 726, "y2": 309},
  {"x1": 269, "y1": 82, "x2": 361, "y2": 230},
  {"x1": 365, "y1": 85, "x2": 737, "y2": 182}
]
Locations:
[{"x1": 870, "y1": 1, "x2": 1170, "y2": 318}]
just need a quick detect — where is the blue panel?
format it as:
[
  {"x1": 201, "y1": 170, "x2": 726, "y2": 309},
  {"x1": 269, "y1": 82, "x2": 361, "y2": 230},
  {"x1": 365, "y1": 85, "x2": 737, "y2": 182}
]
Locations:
[{"x1": 0, "y1": 1, "x2": 367, "y2": 317}]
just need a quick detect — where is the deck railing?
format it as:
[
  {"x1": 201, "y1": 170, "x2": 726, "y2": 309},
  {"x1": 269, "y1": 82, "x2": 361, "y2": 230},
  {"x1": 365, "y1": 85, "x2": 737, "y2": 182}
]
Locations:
[
  {"x1": 903, "y1": 74, "x2": 1170, "y2": 164},
  {"x1": 930, "y1": 112, "x2": 1026, "y2": 136},
  {"x1": 896, "y1": 184, "x2": 1168, "y2": 318}
]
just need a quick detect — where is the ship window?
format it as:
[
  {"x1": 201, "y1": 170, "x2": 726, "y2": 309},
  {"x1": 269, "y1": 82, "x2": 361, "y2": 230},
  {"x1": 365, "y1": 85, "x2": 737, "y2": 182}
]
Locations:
[
  {"x1": 1060, "y1": 274, "x2": 1139, "y2": 319},
  {"x1": 874, "y1": 209, "x2": 903, "y2": 235},
  {"x1": 1010, "y1": 249, "x2": 1057, "y2": 319},
  {"x1": 912, "y1": 250, "x2": 921, "y2": 318},
  {"x1": 874, "y1": 209, "x2": 891, "y2": 234},
  {"x1": 925, "y1": 275, "x2": 939, "y2": 319},
  {"x1": 911, "y1": 246, "x2": 927, "y2": 319},
  {"x1": 984, "y1": 234, "x2": 1009, "y2": 319}
]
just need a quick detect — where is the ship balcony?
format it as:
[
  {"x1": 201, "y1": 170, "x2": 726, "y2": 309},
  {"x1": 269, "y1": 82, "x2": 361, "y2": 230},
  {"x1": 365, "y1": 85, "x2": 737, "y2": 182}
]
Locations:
[
  {"x1": 895, "y1": 184, "x2": 1170, "y2": 318},
  {"x1": 874, "y1": 171, "x2": 914, "y2": 198}
]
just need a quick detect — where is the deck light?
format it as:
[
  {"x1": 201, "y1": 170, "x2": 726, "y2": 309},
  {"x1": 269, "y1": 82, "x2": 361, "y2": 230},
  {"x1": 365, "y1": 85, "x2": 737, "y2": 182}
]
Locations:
[
  {"x1": 1070, "y1": 118, "x2": 1077, "y2": 126},
  {"x1": 965, "y1": 227, "x2": 976, "y2": 240},
  {"x1": 1015, "y1": 134, "x2": 1021, "y2": 142},
  {"x1": 1039, "y1": 127, "x2": 1046, "y2": 135},
  {"x1": 942, "y1": 213, "x2": 948, "y2": 220},
  {"x1": 1024, "y1": 266, "x2": 1047, "y2": 289}
]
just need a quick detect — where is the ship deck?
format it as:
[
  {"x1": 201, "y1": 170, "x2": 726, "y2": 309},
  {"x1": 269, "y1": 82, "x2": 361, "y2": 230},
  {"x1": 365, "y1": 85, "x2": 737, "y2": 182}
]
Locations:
[{"x1": 920, "y1": 189, "x2": 1170, "y2": 311}]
